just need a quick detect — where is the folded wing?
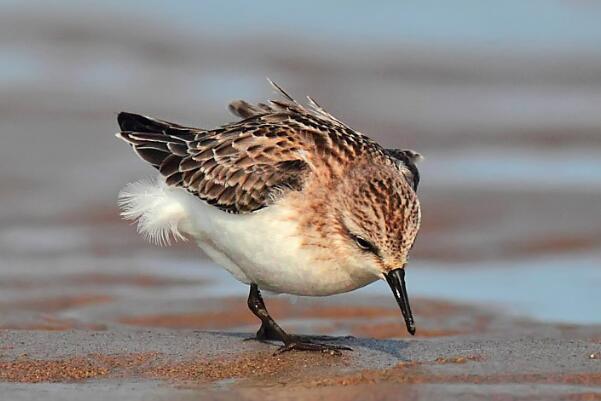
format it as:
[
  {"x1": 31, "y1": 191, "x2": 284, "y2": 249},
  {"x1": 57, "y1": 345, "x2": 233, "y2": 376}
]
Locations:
[{"x1": 117, "y1": 112, "x2": 308, "y2": 213}]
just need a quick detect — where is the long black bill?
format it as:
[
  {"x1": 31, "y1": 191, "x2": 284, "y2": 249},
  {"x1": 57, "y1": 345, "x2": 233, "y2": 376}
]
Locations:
[{"x1": 385, "y1": 268, "x2": 416, "y2": 335}]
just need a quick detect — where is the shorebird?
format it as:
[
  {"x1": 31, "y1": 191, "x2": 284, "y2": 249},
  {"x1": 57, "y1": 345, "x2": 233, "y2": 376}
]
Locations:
[{"x1": 116, "y1": 81, "x2": 422, "y2": 353}]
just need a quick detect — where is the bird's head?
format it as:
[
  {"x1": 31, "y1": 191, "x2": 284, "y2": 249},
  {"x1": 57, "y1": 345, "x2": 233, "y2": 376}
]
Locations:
[{"x1": 331, "y1": 163, "x2": 421, "y2": 335}]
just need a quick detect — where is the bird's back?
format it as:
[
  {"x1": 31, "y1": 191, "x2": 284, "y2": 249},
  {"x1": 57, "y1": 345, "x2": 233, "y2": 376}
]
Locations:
[{"x1": 116, "y1": 82, "x2": 421, "y2": 216}]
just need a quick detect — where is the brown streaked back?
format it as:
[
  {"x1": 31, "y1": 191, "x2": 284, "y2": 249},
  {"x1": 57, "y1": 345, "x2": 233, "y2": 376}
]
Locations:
[{"x1": 116, "y1": 82, "x2": 421, "y2": 214}]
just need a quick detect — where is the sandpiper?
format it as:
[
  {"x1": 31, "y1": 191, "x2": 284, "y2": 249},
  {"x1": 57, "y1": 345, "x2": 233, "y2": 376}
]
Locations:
[{"x1": 116, "y1": 81, "x2": 422, "y2": 353}]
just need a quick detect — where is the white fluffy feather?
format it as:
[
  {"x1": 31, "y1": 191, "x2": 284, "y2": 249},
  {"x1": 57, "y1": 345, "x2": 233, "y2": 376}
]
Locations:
[{"x1": 118, "y1": 178, "x2": 187, "y2": 246}]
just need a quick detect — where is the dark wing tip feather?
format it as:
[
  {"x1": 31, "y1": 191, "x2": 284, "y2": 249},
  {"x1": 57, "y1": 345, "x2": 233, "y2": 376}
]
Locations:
[
  {"x1": 117, "y1": 112, "x2": 193, "y2": 188},
  {"x1": 117, "y1": 111, "x2": 179, "y2": 133},
  {"x1": 118, "y1": 112, "x2": 144, "y2": 131}
]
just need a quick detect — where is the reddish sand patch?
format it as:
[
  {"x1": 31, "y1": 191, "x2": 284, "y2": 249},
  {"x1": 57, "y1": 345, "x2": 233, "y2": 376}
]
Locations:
[
  {"x1": 119, "y1": 298, "x2": 403, "y2": 330},
  {"x1": 0, "y1": 353, "x2": 158, "y2": 383},
  {"x1": 66, "y1": 273, "x2": 204, "y2": 288},
  {"x1": 118, "y1": 297, "x2": 400, "y2": 330},
  {"x1": 0, "y1": 273, "x2": 205, "y2": 290},
  {"x1": 309, "y1": 368, "x2": 601, "y2": 387},
  {"x1": 348, "y1": 321, "x2": 463, "y2": 339},
  {"x1": 0, "y1": 358, "x2": 108, "y2": 383},
  {"x1": 0, "y1": 317, "x2": 106, "y2": 331},
  {"x1": 150, "y1": 354, "x2": 480, "y2": 386},
  {"x1": 505, "y1": 232, "x2": 601, "y2": 256},
  {"x1": 147, "y1": 351, "x2": 349, "y2": 383},
  {"x1": 119, "y1": 298, "x2": 263, "y2": 329},
  {"x1": 433, "y1": 355, "x2": 484, "y2": 364},
  {"x1": 565, "y1": 393, "x2": 601, "y2": 401},
  {"x1": 299, "y1": 355, "x2": 483, "y2": 386},
  {"x1": 0, "y1": 294, "x2": 112, "y2": 313},
  {"x1": 0, "y1": 351, "x2": 347, "y2": 384},
  {"x1": 119, "y1": 297, "x2": 477, "y2": 335}
]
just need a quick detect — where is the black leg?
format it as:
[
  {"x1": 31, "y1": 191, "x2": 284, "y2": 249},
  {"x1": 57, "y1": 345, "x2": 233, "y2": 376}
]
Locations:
[
  {"x1": 246, "y1": 283, "x2": 352, "y2": 355},
  {"x1": 255, "y1": 321, "x2": 283, "y2": 341},
  {"x1": 247, "y1": 283, "x2": 289, "y2": 342}
]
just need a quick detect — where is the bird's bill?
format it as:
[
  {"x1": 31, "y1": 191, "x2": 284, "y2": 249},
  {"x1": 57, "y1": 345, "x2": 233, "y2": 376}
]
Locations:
[{"x1": 385, "y1": 268, "x2": 416, "y2": 335}]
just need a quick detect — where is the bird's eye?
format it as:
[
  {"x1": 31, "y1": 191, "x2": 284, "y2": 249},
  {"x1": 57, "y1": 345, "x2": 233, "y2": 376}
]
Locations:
[{"x1": 353, "y1": 235, "x2": 377, "y2": 254}]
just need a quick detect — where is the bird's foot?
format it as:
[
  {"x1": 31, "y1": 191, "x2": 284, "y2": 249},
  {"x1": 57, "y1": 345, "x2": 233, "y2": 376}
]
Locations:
[
  {"x1": 244, "y1": 322, "x2": 283, "y2": 343},
  {"x1": 245, "y1": 326, "x2": 354, "y2": 355},
  {"x1": 275, "y1": 340, "x2": 352, "y2": 356}
]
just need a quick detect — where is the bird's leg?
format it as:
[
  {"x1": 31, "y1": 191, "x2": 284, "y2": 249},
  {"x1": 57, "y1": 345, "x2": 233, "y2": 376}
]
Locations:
[
  {"x1": 246, "y1": 283, "x2": 291, "y2": 342},
  {"x1": 246, "y1": 283, "x2": 352, "y2": 355},
  {"x1": 255, "y1": 321, "x2": 282, "y2": 341}
]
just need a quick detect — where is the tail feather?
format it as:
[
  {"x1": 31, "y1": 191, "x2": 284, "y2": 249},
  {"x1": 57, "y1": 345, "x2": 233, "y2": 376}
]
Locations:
[{"x1": 116, "y1": 112, "x2": 199, "y2": 185}]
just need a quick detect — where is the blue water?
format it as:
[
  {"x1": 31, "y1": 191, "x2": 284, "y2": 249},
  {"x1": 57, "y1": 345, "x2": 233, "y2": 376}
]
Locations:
[
  {"x1": 3, "y1": 0, "x2": 601, "y2": 50},
  {"x1": 105, "y1": 0, "x2": 601, "y2": 50},
  {"x1": 424, "y1": 148, "x2": 601, "y2": 191},
  {"x1": 0, "y1": 47, "x2": 43, "y2": 85},
  {"x1": 362, "y1": 254, "x2": 601, "y2": 325}
]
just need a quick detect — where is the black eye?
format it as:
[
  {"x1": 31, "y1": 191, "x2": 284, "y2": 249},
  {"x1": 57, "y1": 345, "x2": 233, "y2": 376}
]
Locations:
[{"x1": 352, "y1": 235, "x2": 378, "y2": 254}]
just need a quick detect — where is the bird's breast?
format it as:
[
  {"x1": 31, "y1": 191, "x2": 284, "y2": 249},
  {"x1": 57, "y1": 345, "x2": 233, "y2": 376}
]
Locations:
[{"x1": 178, "y1": 191, "x2": 378, "y2": 296}]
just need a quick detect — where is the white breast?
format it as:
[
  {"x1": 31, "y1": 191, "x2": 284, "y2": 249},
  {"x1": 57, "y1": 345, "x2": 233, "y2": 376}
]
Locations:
[{"x1": 119, "y1": 178, "x2": 378, "y2": 296}]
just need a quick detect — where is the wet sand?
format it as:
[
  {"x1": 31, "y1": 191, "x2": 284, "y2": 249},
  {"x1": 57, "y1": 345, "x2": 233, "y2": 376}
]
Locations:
[
  {"x1": 0, "y1": 266, "x2": 599, "y2": 400},
  {"x1": 1, "y1": 327, "x2": 600, "y2": 400}
]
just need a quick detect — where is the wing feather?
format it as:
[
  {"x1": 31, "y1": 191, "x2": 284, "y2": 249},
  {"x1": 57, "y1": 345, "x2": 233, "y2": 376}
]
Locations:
[{"x1": 117, "y1": 112, "x2": 308, "y2": 213}]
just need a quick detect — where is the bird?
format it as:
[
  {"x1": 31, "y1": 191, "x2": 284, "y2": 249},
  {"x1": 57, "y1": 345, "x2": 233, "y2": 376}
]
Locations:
[{"x1": 116, "y1": 80, "x2": 422, "y2": 354}]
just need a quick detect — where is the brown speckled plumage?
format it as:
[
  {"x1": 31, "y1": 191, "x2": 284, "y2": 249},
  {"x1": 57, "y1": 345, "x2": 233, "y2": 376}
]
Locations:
[{"x1": 117, "y1": 81, "x2": 421, "y2": 221}]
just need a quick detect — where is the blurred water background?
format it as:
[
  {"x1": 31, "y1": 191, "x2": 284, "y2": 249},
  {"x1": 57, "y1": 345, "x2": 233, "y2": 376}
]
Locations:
[{"x1": 1, "y1": 0, "x2": 600, "y2": 325}]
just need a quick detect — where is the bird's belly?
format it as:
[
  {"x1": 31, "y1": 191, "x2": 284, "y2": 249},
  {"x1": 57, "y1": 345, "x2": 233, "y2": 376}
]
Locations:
[
  {"x1": 237, "y1": 241, "x2": 379, "y2": 296},
  {"x1": 179, "y1": 193, "x2": 378, "y2": 296}
]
